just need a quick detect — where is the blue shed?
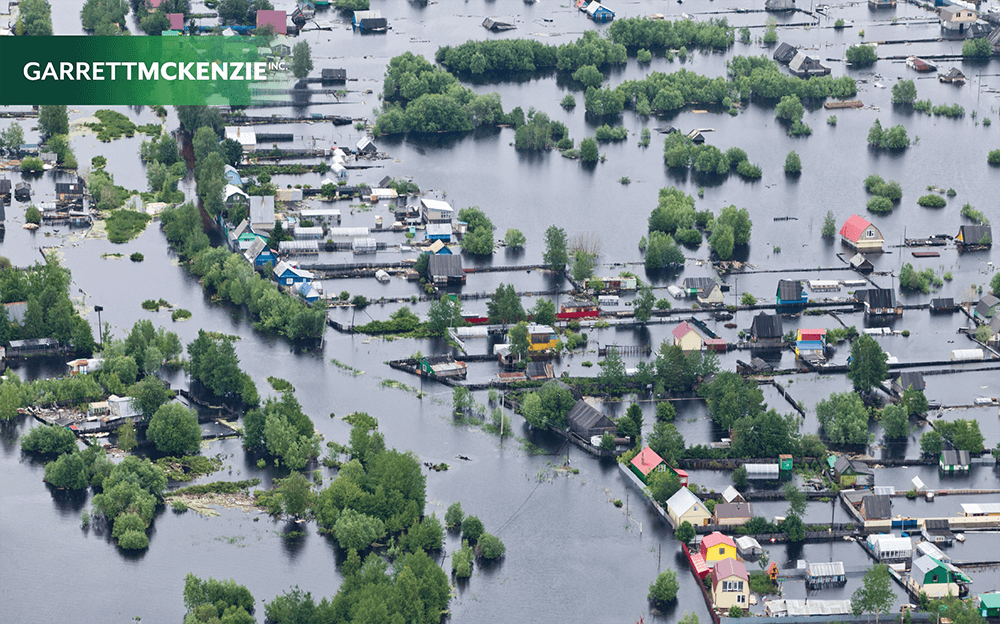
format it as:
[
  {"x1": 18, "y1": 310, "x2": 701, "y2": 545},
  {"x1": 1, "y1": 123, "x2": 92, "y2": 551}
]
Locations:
[
  {"x1": 274, "y1": 261, "x2": 315, "y2": 287},
  {"x1": 244, "y1": 237, "x2": 277, "y2": 268},
  {"x1": 776, "y1": 279, "x2": 808, "y2": 311},
  {"x1": 586, "y1": 2, "x2": 614, "y2": 22}
]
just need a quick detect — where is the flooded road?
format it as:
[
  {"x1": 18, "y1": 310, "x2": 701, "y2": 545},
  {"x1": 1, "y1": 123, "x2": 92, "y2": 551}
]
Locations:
[{"x1": 2, "y1": 0, "x2": 999, "y2": 622}]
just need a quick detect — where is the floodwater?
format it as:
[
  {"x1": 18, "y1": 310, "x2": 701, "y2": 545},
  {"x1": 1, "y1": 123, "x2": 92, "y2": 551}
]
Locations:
[{"x1": 2, "y1": 0, "x2": 1000, "y2": 622}]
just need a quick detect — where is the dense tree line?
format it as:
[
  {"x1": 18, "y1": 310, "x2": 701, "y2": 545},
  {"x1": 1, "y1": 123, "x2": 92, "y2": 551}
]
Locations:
[
  {"x1": 607, "y1": 16, "x2": 734, "y2": 51},
  {"x1": 727, "y1": 55, "x2": 857, "y2": 101},
  {"x1": 243, "y1": 391, "x2": 321, "y2": 470},
  {"x1": 161, "y1": 204, "x2": 325, "y2": 340},
  {"x1": 217, "y1": 0, "x2": 273, "y2": 25},
  {"x1": 436, "y1": 38, "x2": 558, "y2": 73},
  {"x1": 183, "y1": 574, "x2": 255, "y2": 624},
  {"x1": 0, "y1": 255, "x2": 96, "y2": 356},
  {"x1": 18, "y1": 0, "x2": 53, "y2": 36},
  {"x1": 187, "y1": 330, "x2": 260, "y2": 405},
  {"x1": 90, "y1": 456, "x2": 168, "y2": 549},
  {"x1": 80, "y1": 0, "x2": 129, "y2": 34}
]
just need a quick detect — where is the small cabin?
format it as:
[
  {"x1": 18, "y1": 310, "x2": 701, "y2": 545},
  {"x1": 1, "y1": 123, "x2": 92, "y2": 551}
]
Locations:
[
  {"x1": 861, "y1": 494, "x2": 892, "y2": 520},
  {"x1": 839, "y1": 214, "x2": 884, "y2": 252},
  {"x1": 249, "y1": 195, "x2": 276, "y2": 232},
  {"x1": 850, "y1": 253, "x2": 874, "y2": 274},
  {"x1": 906, "y1": 56, "x2": 936, "y2": 73},
  {"x1": 256, "y1": 9, "x2": 287, "y2": 35},
  {"x1": 353, "y1": 10, "x2": 388, "y2": 32},
  {"x1": 274, "y1": 261, "x2": 314, "y2": 287},
  {"x1": 527, "y1": 324, "x2": 558, "y2": 351},
  {"x1": 939, "y1": 67, "x2": 966, "y2": 84},
  {"x1": 833, "y1": 455, "x2": 873, "y2": 488},
  {"x1": 567, "y1": 399, "x2": 616, "y2": 439},
  {"x1": 418, "y1": 355, "x2": 468, "y2": 379},
  {"x1": 682, "y1": 277, "x2": 723, "y2": 305},
  {"x1": 322, "y1": 69, "x2": 348, "y2": 82},
  {"x1": 356, "y1": 136, "x2": 377, "y2": 155},
  {"x1": 922, "y1": 518, "x2": 955, "y2": 544},
  {"x1": 711, "y1": 559, "x2": 749, "y2": 612},
  {"x1": 714, "y1": 502, "x2": 754, "y2": 527},
  {"x1": 750, "y1": 313, "x2": 783, "y2": 344},
  {"x1": 585, "y1": 1, "x2": 615, "y2": 22},
  {"x1": 773, "y1": 42, "x2": 797, "y2": 64},
  {"x1": 805, "y1": 562, "x2": 847, "y2": 589},
  {"x1": 788, "y1": 52, "x2": 831, "y2": 78},
  {"x1": 672, "y1": 321, "x2": 703, "y2": 352},
  {"x1": 700, "y1": 531, "x2": 738, "y2": 565},
  {"x1": 866, "y1": 533, "x2": 913, "y2": 562},
  {"x1": 974, "y1": 294, "x2": 999, "y2": 321},
  {"x1": 892, "y1": 371, "x2": 925, "y2": 395},
  {"x1": 629, "y1": 446, "x2": 666, "y2": 484},
  {"x1": 776, "y1": 279, "x2": 807, "y2": 310},
  {"x1": 666, "y1": 487, "x2": 712, "y2": 528},
  {"x1": 857, "y1": 288, "x2": 902, "y2": 317},
  {"x1": 939, "y1": 449, "x2": 970, "y2": 473},
  {"x1": 420, "y1": 198, "x2": 453, "y2": 224},
  {"x1": 956, "y1": 224, "x2": 991, "y2": 249}
]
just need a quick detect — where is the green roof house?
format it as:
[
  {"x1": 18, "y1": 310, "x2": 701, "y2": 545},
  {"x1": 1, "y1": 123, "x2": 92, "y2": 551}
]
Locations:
[
  {"x1": 911, "y1": 554, "x2": 971, "y2": 598},
  {"x1": 979, "y1": 593, "x2": 1000, "y2": 618}
]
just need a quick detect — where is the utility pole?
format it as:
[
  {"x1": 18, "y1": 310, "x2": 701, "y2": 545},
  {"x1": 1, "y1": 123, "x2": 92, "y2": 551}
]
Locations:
[{"x1": 94, "y1": 305, "x2": 103, "y2": 348}]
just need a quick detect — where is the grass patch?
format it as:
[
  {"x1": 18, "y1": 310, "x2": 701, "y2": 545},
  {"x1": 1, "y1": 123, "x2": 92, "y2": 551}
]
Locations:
[
  {"x1": 101, "y1": 253, "x2": 124, "y2": 259},
  {"x1": 142, "y1": 298, "x2": 173, "y2": 311},
  {"x1": 380, "y1": 379, "x2": 425, "y2": 398},
  {"x1": 267, "y1": 376, "x2": 295, "y2": 392},
  {"x1": 330, "y1": 358, "x2": 364, "y2": 376},
  {"x1": 86, "y1": 109, "x2": 138, "y2": 141},
  {"x1": 171, "y1": 308, "x2": 192, "y2": 321},
  {"x1": 155, "y1": 455, "x2": 224, "y2": 482},
  {"x1": 105, "y1": 209, "x2": 151, "y2": 243},
  {"x1": 165, "y1": 479, "x2": 261, "y2": 497},
  {"x1": 137, "y1": 123, "x2": 161, "y2": 136}
]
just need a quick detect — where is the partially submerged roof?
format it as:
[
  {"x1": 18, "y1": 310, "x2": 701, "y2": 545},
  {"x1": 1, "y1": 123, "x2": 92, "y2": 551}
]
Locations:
[
  {"x1": 773, "y1": 42, "x2": 797, "y2": 63},
  {"x1": 860, "y1": 288, "x2": 897, "y2": 309},
  {"x1": 862, "y1": 495, "x2": 892, "y2": 520},
  {"x1": 839, "y1": 214, "x2": 874, "y2": 242},
  {"x1": 806, "y1": 561, "x2": 845, "y2": 577},
  {"x1": 751, "y1": 313, "x2": 783, "y2": 339},
  {"x1": 427, "y1": 254, "x2": 463, "y2": 278},
  {"x1": 777, "y1": 279, "x2": 804, "y2": 301},
  {"x1": 940, "y1": 449, "x2": 970, "y2": 466},
  {"x1": 566, "y1": 399, "x2": 615, "y2": 434},
  {"x1": 894, "y1": 371, "x2": 925, "y2": 391}
]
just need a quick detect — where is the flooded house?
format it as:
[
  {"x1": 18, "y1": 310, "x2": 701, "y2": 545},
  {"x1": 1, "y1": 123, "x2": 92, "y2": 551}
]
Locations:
[
  {"x1": 321, "y1": 68, "x2": 347, "y2": 83},
  {"x1": 714, "y1": 502, "x2": 753, "y2": 527},
  {"x1": 909, "y1": 555, "x2": 970, "y2": 598},
  {"x1": 906, "y1": 56, "x2": 937, "y2": 72},
  {"x1": 805, "y1": 562, "x2": 847, "y2": 589},
  {"x1": 773, "y1": 42, "x2": 797, "y2": 64},
  {"x1": 55, "y1": 177, "x2": 85, "y2": 204},
  {"x1": 243, "y1": 237, "x2": 277, "y2": 268},
  {"x1": 734, "y1": 536, "x2": 762, "y2": 560},
  {"x1": 922, "y1": 518, "x2": 956, "y2": 544},
  {"x1": 711, "y1": 558, "x2": 749, "y2": 611},
  {"x1": 795, "y1": 328, "x2": 826, "y2": 361},
  {"x1": 225, "y1": 126, "x2": 257, "y2": 152},
  {"x1": 939, "y1": 67, "x2": 966, "y2": 84},
  {"x1": 701, "y1": 532, "x2": 738, "y2": 566},
  {"x1": 427, "y1": 254, "x2": 465, "y2": 285},
  {"x1": 249, "y1": 196, "x2": 276, "y2": 232},
  {"x1": 892, "y1": 371, "x2": 925, "y2": 395},
  {"x1": 930, "y1": 297, "x2": 956, "y2": 313},
  {"x1": 776, "y1": 279, "x2": 808, "y2": 312},
  {"x1": 417, "y1": 355, "x2": 467, "y2": 379},
  {"x1": 585, "y1": 2, "x2": 614, "y2": 23},
  {"x1": 0, "y1": 178, "x2": 10, "y2": 199},
  {"x1": 274, "y1": 261, "x2": 314, "y2": 287},
  {"x1": 832, "y1": 455, "x2": 874, "y2": 488},
  {"x1": 956, "y1": 224, "x2": 992, "y2": 249},
  {"x1": 788, "y1": 52, "x2": 831, "y2": 78},
  {"x1": 256, "y1": 9, "x2": 287, "y2": 35},
  {"x1": 939, "y1": 450, "x2": 971, "y2": 473},
  {"x1": 682, "y1": 277, "x2": 723, "y2": 305},
  {"x1": 420, "y1": 198, "x2": 453, "y2": 224},
  {"x1": 482, "y1": 17, "x2": 516, "y2": 31},
  {"x1": 672, "y1": 321, "x2": 704, "y2": 352},
  {"x1": 356, "y1": 136, "x2": 377, "y2": 155},
  {"x1": 722, "y1": 486, "x2": 746, "y2": 504},
  {"x1": 861, "y1": 494, "x2": 892, "y2": 521},
  {"x1": 527, "y1": 324, "x2": 558, "y2": 351},
  {"x1": 866, "y1": 533, "x2": 913, "y2": 562},
  {"x1": 839, "y1": 214, "x2": 884, "y2": 252},
  {"x1": 629, "y1": 446, "x2": 667, "y2": 484},
  {"x1": 974, "y1": 294, "x2": 999, "y2": 321},
  {"x1": 353, "y1": 10, "x2": 388, "y2": 33},
  {"x1": 939, "y1": 6, "x2": 978, "y2": 32},
  {"x1": 857, "y1": 288, "x2": 902, "y2": 317},
  {"x1": 765, "y1": 0, "x2": 795, "y2": 11},
  {"x1": 849, "y1": 253, "x2": 875, "y2": 274},
  {"x1": 567, "y1": 400, "x2": 616, "y2": 440},
  {"x1": 666, "y1": 487, "x2": 712, "y2": 528}
]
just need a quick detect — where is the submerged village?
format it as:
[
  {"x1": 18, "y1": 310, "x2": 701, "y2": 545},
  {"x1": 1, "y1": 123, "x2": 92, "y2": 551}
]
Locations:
[{"x1": 2, "y1": 0, "x2": 1000, "y2": 622}]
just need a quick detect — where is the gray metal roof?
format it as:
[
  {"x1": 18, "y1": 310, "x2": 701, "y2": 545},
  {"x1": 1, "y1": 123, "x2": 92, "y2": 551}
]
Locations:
[
  {"x1": 751, "y1": 313, "x2": 783, "y2": 339},
  {"x1": 666, "y1": 486, "x2": 702, "y2": 516},
  {"x1": 862, "y1": 495, "x2": 892, "y2": 520},
  {"x1": 777, "y1": 279, "x2": 804, "y2": 302},
  {"x1": 976, "y1": 294, "x2": 999, "y2": 317},
  {"x1": 941, "y1": 450, "x2": 970, "y2": 467},
  {"x1": 806, "y1": 561, "x2": 845, "y2": 578},
  {"x1": 428, "y1": 254, "x2": 463, "y2": 278},
  {"x1": 773, "y1": 42, "x2": 797, "y2": 63},
  {"x1": 895, "y1": 371, "x2": 925, "y2": 391},
  {"x1": 715, "y1": 502, "x2": 753, "y2": 519},
  {"x1": 249, "y1": 195, "x2": 275, "y2": 226},
  {"x1": 244, "y1": 236, "x2": 269, "y2": 261},
  {"x1": 566, "y1": 400, "x2": 615, "y2": 436},
  {"x1": 959, "y1": 224, "x2": 991, "y2": 245}
]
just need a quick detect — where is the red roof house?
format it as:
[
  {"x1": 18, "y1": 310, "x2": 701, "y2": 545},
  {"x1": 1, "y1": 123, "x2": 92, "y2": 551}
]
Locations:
[
  {"x1": 700, "y1": 531, "x2": 738, "y2": 563},
  {"x1": 797, "y1": 329, "x2": 826, "y2": 342},
  {"x1": 167, "y1": 13, "x2": 184, "y2": 30},
  {"x1": 147, "y1": 0, "x2": 162, "y2": 7},
  {"x1": 839, "y1": 214, "x2": 884, "y2": 252},
  {"x1": 630, "y1": 446, "x2": 666, "y2": 484},
  {"x1": 672, "y1": 321, "x2": 704, "y2": 352},
  {"x1": 256, "y1": 9, "x2": 287, "y2": 34}
]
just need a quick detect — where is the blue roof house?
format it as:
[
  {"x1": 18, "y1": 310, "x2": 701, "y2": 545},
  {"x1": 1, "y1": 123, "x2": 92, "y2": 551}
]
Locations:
[
  {"x1": 244, "y1": 237, "x2": 277, "y2": 268},
  {"x1": 224, "y1": 165, "x2": 243, "y2": 187},
  {"x1": 274, "y1": 261, "x2": 315, "y2": 287}
]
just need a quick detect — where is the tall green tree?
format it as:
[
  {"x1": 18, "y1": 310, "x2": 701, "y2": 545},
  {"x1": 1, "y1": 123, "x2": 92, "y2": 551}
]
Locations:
[
  {"x1": 848, "y1": 335, "x2": 888, "y2": 393},
  {"x1": 38, "y1": 105, "x2": 69, "y2": 139},
  {"x1": 508, "y1": 321, "x2": 530, "y2": 361},
  {"x1": 599, "y1": 346, "x2": 627, "y2": 394},
  {"x1": 648, "y1": 421, "x2": 685, "y2": 464},
  {"x1": 486, "y1": 284, "x2": 525, "y2": 325},
  {"x1": 634, "y1": 285, "x2": 656, "y2": 324},
  {"x1": 648, "y1": 569, "x2": 680, "y2": 605},
  {"x1": 700, "y1": 371, "x2": 764, "y2": 430},
  {"x1": 880, "y1": 403, "x2": 909, "y2": 439},
  {"x1": 543, "y1": 225, "x2": 569, "y2": 271},
  {"x1": 816, "y1": 391, "x2": 870, "y2": 445},
  {"x1": 146, "y1": 403, "x2": 202, "y2": 455},
  {"x1": 852, "y1": 564, "x2": 895, "y2": 624},
  {"x1": 291, "y1": 41, "x2": 314, "y2": 80},
  {"x1": 530, "y1": 298, "x2": 556, "y2": 326}
]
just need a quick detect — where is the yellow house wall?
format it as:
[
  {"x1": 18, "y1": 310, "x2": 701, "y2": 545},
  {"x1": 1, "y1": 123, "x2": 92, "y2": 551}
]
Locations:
[
  {"x1": 704, "y1": 543, "x2": 738, "y2": 564},
  {"x1": 713, "y1": 577, "x2": 749, "y2": 611},
  {"x1": 675, "y1": 332, "x2": 703, "y2": 352}
]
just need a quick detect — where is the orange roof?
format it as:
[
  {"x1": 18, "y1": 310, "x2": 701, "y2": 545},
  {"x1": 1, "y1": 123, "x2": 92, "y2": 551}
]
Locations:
[{"x1": 630, "y1": 446, "x2": 665, "y2": 477}]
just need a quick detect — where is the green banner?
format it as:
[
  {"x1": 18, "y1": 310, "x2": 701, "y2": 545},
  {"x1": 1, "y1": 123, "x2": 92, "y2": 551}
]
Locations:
[{"x1": 0, "y1": 36, "x2": 288, "y2": 105}]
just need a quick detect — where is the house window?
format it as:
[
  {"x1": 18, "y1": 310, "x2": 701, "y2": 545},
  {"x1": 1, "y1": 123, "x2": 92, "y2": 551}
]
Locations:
[
  {"x1": 286, "y1": 278, "x2": 293, "y2": 284},
  {"x1": 719, "y1": 547, "x2": 725, "y2": 555},
  {"x1": 738, "y1": 594, "x2": 746, "y2": 604},
  {"x1": 723, "y1": 581, "x2": 744, "y2": 592},
  {"x1": 932, "y1": 575, "x2": 938, "y2": 583}
]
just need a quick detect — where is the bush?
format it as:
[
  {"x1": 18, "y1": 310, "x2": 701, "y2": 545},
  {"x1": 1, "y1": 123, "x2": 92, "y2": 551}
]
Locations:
[
  {"x1": 834, "y1": 18, "x2": 845, "y2": 28},
  {"x1": 988, "y1": 150, "x2": 1000, "y2": 166},
  {"x1": 21, "y1": 425, "x2": 78, "y2": 456},
  {"x1": 462, "y1": 515, "x2": 484, "y2": 543},
  {"x1": 25, "y1": 204, "x2": 42, "y2": 224},
  {"x1": 962, "y1": 37, "x2": 991, "y2": 59},
  {"x1": 171, "y1": 309, "x2": 192, "y2": 321},
  {"x1": 20, "y1": 156, "x2": 44, "y2": 172},
  {"x1": 784, "y1": 151, "x2": 801, "y2": 174},
  {"x1": 736, "y1": 160, "x2": 762, "y2": 179},
  {"x1": 846, "y1": 44, "x2": 877, "y2": 66},
  {"x1": 117, "y1": 529, "x2": 150, "y2": 550},
  {"x1": 129, "y1": 252, "x2": 144, "y2": 262},
  {"x1": 648, "y1": 569, "x2": 680, "y2": 604},
  {"x1": 445, "y1": 502, "x2": 464, "y2": 529},
  {"x1": 561, "y1": 94, "x2": 576, "y2": 108},
  {"x1": 106, "y1": 210, "x2": 152, "y2": 244},
  {"x1": 866, "y1": 196, "x2": 893, "y2": 214},
  {"x1": 917, "y1": 194, "x2": 946, "y2": 208},
  {"x1": 477, "y1": 533, "x2": 505, "y2": 559}
]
